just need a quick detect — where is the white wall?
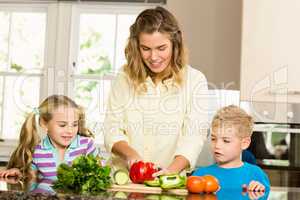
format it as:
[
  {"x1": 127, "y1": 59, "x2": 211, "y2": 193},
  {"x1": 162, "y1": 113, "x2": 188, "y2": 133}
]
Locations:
[{"x1": 167, "y1": 0, "x2": 242, "y2": 90}]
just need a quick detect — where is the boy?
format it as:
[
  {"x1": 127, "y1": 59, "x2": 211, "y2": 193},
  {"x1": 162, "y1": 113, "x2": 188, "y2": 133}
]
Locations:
[{"x1": 193, "y1": 105, "x2": 270, "y2": 192}]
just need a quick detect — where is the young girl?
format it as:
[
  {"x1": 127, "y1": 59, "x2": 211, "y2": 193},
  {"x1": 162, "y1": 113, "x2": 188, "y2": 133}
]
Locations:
[{"x1": 0, "y1": 95, "x2": 98, "y2": 180}]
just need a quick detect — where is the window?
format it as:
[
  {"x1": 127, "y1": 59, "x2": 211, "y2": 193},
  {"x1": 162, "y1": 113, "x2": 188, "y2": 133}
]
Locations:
[
  {"x1": 69, "y1": 5, "x2": 146, "y2": 144},
  {"x1": 0, "y1": 2, "x2": 151, "y2": 146},
  {"x1": 0, "y1": 4, "x2": 49, "y2": 139}
]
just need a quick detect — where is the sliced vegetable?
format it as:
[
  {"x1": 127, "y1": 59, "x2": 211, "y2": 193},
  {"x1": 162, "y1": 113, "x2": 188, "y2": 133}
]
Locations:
[
  {"x1": 145, "y1": 194, "x2": 160, "y2": 200},
  {"x1": 144, "y1": 178, "x2": 160, "y2": 187},
  {"x1": 114, "y1": 169, "x2": 129, "y2": 185},
  {"x1": 161, "y1": 195, "x2": 185, "y2": 200},
  {"x1": 129, "y1": 161, "x2": 158, "y2": 183},
  {"x1": 114, "y1": 191, "x2": 128, "y2": 199},
  {"x1": 159, "y1": 174, "x2": 185, "y2": 190}
]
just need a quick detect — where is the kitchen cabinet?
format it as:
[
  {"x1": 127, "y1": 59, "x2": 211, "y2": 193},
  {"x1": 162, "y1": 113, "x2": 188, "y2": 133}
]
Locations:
[{"x1": 241, "y1": 0, "x2": 300, "y2": 104}]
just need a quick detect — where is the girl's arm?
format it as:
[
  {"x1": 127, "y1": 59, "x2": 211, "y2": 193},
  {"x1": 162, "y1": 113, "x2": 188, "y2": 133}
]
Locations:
[{"x1": 0, "y1": 168, "x2": 22, "y2": 178}]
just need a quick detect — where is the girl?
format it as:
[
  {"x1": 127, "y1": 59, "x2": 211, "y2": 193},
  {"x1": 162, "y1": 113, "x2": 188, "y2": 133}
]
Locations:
[{"x1": 0, "y1": 95, "x2": 98, "y2": 180}]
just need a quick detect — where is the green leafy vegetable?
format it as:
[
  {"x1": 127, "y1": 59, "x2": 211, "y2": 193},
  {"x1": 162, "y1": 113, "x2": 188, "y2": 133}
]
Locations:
[{"x1": 53, "y1": 155, "x2": 112, "y2": 194}]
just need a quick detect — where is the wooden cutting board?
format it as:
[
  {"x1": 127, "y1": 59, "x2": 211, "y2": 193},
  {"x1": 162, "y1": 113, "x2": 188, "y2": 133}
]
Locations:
[{"x1": 109, "y1": 183, "x2": 188, "y2": 195}]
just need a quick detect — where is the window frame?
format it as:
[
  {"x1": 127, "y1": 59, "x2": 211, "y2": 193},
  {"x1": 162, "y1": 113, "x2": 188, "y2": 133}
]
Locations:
[
  {"x1": 0, "y1": 3, "x2": 57, "y2": 140},
  {"x1": 67, "y1": 4, "x2": 153, "y2": 145},
  {"x1": 0, "y1": 1, "x2": 156, "y2": 150}
]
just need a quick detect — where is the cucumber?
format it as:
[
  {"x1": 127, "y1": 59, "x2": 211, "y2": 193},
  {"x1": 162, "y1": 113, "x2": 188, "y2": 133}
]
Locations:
[
  {"x1": 161, "y1": 195, "x2": 184, "y2": 200},
  {"x1": 114, "y1": 191, "x2": 128, "y2": 199},
  {"x1": 145, "y1": 194, "x2": 160, "y2": 200},
  {"x1": 114, "y1": 169, "x2": 129, "y2": 185},
  {"x1": 144, "y1": 178, "x2": 160, "y2": 187}
]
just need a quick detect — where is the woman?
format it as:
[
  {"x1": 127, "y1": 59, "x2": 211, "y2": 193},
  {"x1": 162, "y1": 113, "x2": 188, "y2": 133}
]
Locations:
[{"x1": 104, "y1": 6, "x2": 208, "y2": 175}]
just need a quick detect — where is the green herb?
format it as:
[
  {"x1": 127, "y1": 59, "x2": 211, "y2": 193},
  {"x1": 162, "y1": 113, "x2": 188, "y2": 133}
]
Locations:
[{"x1": 53, "y1": 155, "x2": 112, "y2": 194}]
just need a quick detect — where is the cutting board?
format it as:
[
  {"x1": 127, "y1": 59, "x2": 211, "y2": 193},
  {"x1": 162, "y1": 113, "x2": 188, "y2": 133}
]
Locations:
[{"x1": 109, "y1": 183, "x2": 188, "y2": 195}]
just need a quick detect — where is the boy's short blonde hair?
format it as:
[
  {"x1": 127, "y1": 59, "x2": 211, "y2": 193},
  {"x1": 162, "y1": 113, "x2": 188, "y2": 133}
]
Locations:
[{"x1": 211, "y1": 105, "x2": 254, "y2": 137}]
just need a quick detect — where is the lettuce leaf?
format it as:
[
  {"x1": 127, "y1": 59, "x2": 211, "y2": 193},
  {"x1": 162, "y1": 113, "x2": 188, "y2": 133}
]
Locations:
[{"x1": 53, "y1": 155, "x2": 111, "y2": 194}]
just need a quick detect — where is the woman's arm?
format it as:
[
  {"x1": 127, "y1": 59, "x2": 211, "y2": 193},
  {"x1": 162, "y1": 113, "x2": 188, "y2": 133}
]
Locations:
[
  {"x1": 153, "y1": 155, "x2": 189, "y2": 176},
  {"x1": 104, "y1": 72, "x2": 140, "y2": 168},
  {"x1": 112, "y1": 141, "x2": 142, "y2": 167},
  {"x1": 166, "y1": 155, "x2": 190, "y2": 173},
  {"x1": 168, "y1": 68, "x2": 209, "y2": 174}
]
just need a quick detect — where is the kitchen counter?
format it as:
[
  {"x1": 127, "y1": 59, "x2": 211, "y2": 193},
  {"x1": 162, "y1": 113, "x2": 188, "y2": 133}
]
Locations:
[{"x1": 0, "y1": 178, "x2": 300, "y2": 200}]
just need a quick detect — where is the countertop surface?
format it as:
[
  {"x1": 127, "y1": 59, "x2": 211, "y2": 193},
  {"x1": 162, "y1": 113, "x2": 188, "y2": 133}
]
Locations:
[{"x1": 0, "y1": 178, "x2": 300, "y2": 200}]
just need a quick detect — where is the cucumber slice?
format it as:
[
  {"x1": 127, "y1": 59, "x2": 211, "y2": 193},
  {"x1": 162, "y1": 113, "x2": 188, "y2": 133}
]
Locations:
[
  {"x1": 114, "y1": 169, "x2": 129, "y2": 185},
  {"x1": 161, "y1": 195, "x2": 183, "y2": 200},
  {"x1": 114, "y1": 191, "x2": 128, "y2": 199},
  {"x1": 144, "y1": 178, "x2": 160, "y2": 187},
  {"x1": 145, "y1": 194, "x2": 160, "y2": 200}
]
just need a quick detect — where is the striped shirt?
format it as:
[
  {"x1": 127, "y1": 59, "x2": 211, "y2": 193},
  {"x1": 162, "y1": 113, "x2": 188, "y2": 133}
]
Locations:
[
  {"x1": 31, "y1": 134, "x2": 98, "y2": 180},
  {"x1": 29, "y1": 178, "x2": 55, "y2": 194}
]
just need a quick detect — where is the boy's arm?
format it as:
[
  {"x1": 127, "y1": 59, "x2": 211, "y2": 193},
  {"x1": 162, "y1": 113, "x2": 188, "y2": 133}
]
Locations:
[{"x1": 247, "y1": 165, "x2": 270, "y2": 191}]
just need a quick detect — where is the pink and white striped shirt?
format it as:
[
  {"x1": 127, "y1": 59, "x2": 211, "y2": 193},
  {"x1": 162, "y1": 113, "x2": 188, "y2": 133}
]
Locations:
[{"x1": 31, "y1": 134, "x2": 98, "y2": 180}]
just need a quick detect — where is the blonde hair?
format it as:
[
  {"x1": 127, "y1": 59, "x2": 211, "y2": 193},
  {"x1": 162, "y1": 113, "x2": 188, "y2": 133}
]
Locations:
[
  {"x1": 7, "y1": 95, "x2": 93, "y2": 176},
  {"x1": 211, "y1": 105, "x2": 254, "y2": 138},
  {"x1": 124, "y1": 6, "x2": 187, "y2": 92}
]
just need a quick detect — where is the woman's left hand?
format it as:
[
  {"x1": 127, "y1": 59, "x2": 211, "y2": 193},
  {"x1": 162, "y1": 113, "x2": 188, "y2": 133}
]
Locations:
[
  {"x1": 152, "y1": 168, "x2": 175, "y2": 177},
  {"x1": 152, "y1": 155, "x2": 189, "y2": 177}
]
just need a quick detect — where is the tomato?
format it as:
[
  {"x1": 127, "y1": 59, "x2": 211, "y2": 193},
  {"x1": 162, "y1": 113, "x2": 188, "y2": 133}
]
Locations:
[
  {"x1": 202, "y1": 175, "x2": 219, "y2": 193},
  {"x1": 186, "y1": 193, "x2": 217, "y2": 200},
  {"x1": 129, "y1": 161, "x2": 158, "y2": 183},
  {"x1": 186, "y1": 176, "x2": 206, "y2": 193},
  {"x1": 186, "y1": 194, "x2": 205, "y2": 200},
  {"x1": 203, "y1": 193, "x2": 217, "y2": 200}
]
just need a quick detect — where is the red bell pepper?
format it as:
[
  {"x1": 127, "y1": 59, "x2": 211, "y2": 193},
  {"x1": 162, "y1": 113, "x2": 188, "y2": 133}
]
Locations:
[{"x1": 129, "y1": 161, "x2": 158, "y2": 184}]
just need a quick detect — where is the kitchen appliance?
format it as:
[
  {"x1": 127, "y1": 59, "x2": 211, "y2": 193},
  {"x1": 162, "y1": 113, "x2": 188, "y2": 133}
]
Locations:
[{"x1": 240, "y1": 101, "x2": 300, "y2": 187}]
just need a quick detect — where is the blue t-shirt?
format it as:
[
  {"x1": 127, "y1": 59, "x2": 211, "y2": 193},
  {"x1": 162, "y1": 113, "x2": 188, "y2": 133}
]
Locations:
[{"x1": 192, "y1": 162, "x2": 270, "y2": 190}]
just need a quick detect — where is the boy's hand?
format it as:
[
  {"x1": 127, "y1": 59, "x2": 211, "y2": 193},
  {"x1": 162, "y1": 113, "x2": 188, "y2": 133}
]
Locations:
[
  {"x1": 248, "y1": 190, "x2": 266, "y2": 200},
  {"x1": 0, "y1": 168, "x2": 22, "y2": 178},
  {"x1": 242, "y1": 183, "x2": 266, "y2": 200},
  {"x1": 247, "y1": 181, "x2": 266, "y2": 192}
]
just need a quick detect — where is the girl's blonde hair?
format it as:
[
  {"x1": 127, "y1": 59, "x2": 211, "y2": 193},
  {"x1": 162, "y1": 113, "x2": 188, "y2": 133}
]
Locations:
[
  {"x1": 211, "y1": 105, "x2": 254, "y2": 138},
  {"x1": 7, "y1": 95, "x2": 93, "y2": 176},
  {"x1": 124, "y1": 6, "x2": 188, "y2": 92}
]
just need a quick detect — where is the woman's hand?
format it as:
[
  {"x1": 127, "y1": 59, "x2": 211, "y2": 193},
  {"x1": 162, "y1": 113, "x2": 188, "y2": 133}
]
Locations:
[
  {"x1": 0, "y1": 168, "x2": 22, "y2": 178},
  {"x1": 152, "y1": 155, "x2": 189, "y2": 177},
  {"x1": 152, "y1": 168, "x2": 174, "y2": 177},
  {"x1": 111, "y1": 141, "x2": 143, "y2": 169}
]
